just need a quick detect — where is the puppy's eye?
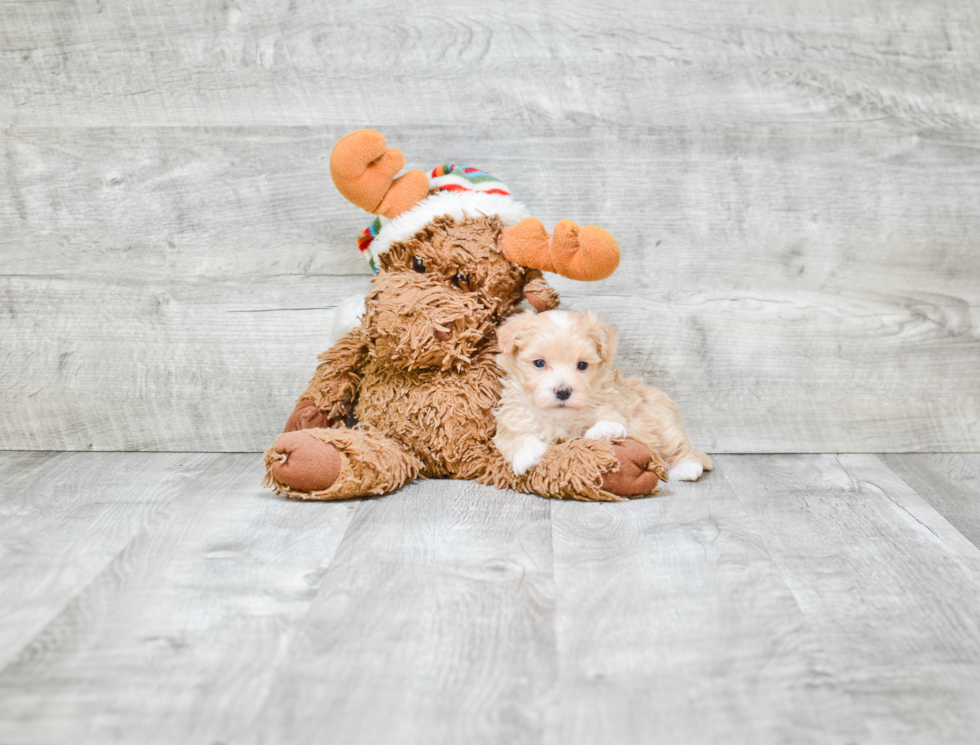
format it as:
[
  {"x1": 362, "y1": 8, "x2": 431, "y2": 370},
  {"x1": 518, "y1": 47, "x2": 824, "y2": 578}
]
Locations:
[
  {"x1": 533, "y1": 359, "x2": 546, "y2": 368},
  {"x1": 577, "y1": 361, "x2": 589, "y2": 371},
  {"x1": 451, "y1": 273, "x2": 470, "y2": 290},
  {"x1": 412, "y1": 257, "x2": 425, "y2": 273}
]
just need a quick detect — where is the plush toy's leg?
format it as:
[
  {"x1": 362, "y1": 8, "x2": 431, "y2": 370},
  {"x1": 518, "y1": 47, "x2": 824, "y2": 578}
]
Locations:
[
  {"x1": 263, "y1": 425, "x2": 423, "y2": 500},
  {"x1": 479, "y1": 437, "x2": 663, "y2": 502}
]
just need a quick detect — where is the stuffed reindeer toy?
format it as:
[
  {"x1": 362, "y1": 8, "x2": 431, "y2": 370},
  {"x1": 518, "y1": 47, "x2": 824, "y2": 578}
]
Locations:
[{"x1": 263, "y1": 129, "x2": 662, "y2": 501}]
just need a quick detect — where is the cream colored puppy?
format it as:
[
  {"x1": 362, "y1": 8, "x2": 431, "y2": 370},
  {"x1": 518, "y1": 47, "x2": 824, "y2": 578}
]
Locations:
[{"x1": 493, "y1": 310, "x2": 712, "y2": 482}]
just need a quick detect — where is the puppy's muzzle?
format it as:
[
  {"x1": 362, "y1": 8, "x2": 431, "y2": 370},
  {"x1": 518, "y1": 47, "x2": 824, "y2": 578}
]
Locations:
[{"x1": 555, "y1": 386, "x2": 572, "y2": 401}]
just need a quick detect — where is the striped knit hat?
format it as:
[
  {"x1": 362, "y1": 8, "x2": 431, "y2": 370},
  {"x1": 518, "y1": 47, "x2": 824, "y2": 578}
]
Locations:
[{"x1": 356, "y1": 163, "x2": 530, "y2": 273}]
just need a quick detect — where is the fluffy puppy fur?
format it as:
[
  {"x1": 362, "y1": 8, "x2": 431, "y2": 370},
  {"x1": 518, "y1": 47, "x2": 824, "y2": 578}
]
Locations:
[{"x1": 493, "y1": 310, "x2": 713, "y2": 483}]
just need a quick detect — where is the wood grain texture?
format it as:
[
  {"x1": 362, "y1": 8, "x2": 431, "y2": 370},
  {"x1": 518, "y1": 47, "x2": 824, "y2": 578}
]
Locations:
[
  {"x1": 561, "y1": 289, "x2": 980, "y2": 453},
  {"x1": 2, "y1": 272, "x2": 975, "y2": 452},
  {"x1": 4, "y1": 453, "x2": 980, "y2": 743},
  {"x1": 1, "y1": 127, "x2": 371, "y2": 279},
  {"x1": 4, "y1": 126, "x2": 980, "y2": 292},
  {"x1": 549, "y1": 467, "x2": 867, "y2": 744},
  {"x1": 881, "y1": 453, "x2": 980, "y2": 549},
  {"x1": 0, "y1": 275, "x2": 361, "y2": 451},
  {"x1": 250, "y1": 478, "x2": 557, "y2": 745},
  {"x1": 0, "y1": 453, "x2": 358, "y2": 745},
  {"x1": 1, "y1": 1, "x2": 978, "y2": 128},
  {"x1": 719, "y1": 454, "x2": 980, "y2": 745},
  {"x1": 2, "y1": 0, "x2": 980, "y2": 452},
  {"x1": 0, "y1": 451, "x2": 218, "y2": 669}
]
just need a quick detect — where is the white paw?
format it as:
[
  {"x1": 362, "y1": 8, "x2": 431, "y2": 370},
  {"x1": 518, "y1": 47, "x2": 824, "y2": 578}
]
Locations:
[
  {"x1": 584, "y1": 420, "x2": 629, "y2": 440},
  {"x1": 512, "y1": 437, "x2": 549, "y2": 477},
  {"x1": 669, "y1": 460, "x2": 704, "y2": 482}
]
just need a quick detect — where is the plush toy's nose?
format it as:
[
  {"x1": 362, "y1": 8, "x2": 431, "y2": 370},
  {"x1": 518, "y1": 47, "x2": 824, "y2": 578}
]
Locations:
[
  {"x1": 555, "y1": 386, "x2": 572, "y2": 401},
  {"x1": 434, "y1": 325, "x2": 453, "y2": 341}
]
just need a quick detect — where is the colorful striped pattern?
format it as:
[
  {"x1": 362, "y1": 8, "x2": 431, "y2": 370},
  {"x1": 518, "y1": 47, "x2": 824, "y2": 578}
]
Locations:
[
  {"x1": 357, "y1": 215, "x2": 388, "y2": 273},
  {"x1": 358, "y1": 164, "x2": 512, "y2": 272},
  {"x1": 428, "y1": 164, "x2": 512, "y2": 196}
]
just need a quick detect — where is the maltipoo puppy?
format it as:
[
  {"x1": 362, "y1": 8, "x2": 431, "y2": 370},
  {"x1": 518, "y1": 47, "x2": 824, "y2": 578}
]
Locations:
[{"x1": 493, "y1": 310, "x2": 712, "y2": 483}]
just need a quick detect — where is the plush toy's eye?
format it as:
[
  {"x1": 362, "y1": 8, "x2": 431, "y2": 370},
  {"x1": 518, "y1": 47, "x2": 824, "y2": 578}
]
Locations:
[
  {"x1": 533, "y1": 359, "x2": 546, "y2": 368},
  {"x1": 412, "y1": 257, "x2": 425, "y2": 273},
  {"x1": 451, "y1": 273, "x2": 470, "y2": 290},
  {"x1": 577, "y1": 361, "x2": 589, "y2": 371}
]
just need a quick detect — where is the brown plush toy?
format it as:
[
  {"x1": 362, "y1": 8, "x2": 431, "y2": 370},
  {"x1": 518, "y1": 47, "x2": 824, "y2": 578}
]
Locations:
[{"x1": 262, "y1": 129, "x2": 662, "y2": 501}]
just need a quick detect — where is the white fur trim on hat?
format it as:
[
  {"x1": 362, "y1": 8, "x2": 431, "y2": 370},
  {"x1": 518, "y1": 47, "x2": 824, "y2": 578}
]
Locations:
[
  {"x1": 366, "y1": 190, "x2": 531, "y2": 264},
  {"x1": 327, "y1": 293, "x2": 367, "y2": 345}
]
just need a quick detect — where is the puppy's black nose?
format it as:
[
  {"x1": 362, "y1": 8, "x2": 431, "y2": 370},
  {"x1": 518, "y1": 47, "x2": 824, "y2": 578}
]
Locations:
[{"x1": 555, "y1": 386, "x2": 572, "y2": 401}]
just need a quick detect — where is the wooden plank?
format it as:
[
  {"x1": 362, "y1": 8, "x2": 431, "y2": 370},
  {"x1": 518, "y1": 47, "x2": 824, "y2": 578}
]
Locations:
[
  {"x1": 562, "y1": 289, "x2": 980, "y2": 453},
  {"x1": 0, "y1": 452, "x2": 358, "y2": 745},
  {"x1": 3, "y1": 126, "x2": 980, "y2": 296},
  {"x1": 718, "y1": 454, "x2": 980, "y2": 745},
  {"x1": 3, "y1": 452, "x2": 980, "y2": 743},
  {"x1": 0, "y1": 126, "x2": 373, "y2": 279},
  {"x1": 549, "y1": 466, "x2": 867, "y2": 744},
  {"x1": 251, "y1": 479, "x2": 557, "y2": 745},
  {"x1": 880, "y1": 454, "x2": 980, "y2": 549},
  {"x1": 0, "y1": 451, "x2": 218, "y2": 669},
  {"x1": 1, "y1": 1, "x2": 978, "y2": 128},
  {"x1": 0, "y1": 274, "x2": 366, "y2": 452},
  {"x1": 2, "y1": 273, "x2": 976, "y2": 452},
  {"x1": 0, "y1": 451, "x2": 60, "y2": 485}
]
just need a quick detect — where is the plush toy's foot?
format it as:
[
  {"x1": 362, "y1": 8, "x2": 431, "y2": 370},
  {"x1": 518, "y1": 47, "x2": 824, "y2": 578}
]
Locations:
[
  {"x1": 283, "y1": 400, "x2": 335, "y2": 433},
  {"x1": 602, "y1": 440, "x2": 666, "y2": 497},
  {"x1": 263, "y1": 426, "x2": 423, "y2": 500},
  {"x1": 267, "y1": 431, "x2": 342, "y2": 492}
]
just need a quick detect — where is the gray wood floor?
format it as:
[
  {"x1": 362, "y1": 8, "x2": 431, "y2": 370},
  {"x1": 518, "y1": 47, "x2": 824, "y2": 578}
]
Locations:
[{"x1": 2, "y1": 452, "x2": 979, "y2": 745}]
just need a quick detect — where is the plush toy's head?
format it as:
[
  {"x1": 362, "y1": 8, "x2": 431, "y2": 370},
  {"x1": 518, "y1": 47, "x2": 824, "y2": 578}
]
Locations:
[
  {"x1": 363, "y1": 214, "x2": 530, "y2": 372},
  {"x1": 330, "y1": 129, "x2": 621, "y2": 372}
]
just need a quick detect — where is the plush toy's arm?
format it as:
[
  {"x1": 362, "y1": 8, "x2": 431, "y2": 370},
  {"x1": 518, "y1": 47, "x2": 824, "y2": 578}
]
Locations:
[
  {"x1": 479, "y1": 437, "x2": 662, "y2": 501},
  {"x1": 522, "y1": 272, "x2": 561, "y2": 312},
  {"x1": 284, "y1": 327, "x2": 370, "y2": 432}
]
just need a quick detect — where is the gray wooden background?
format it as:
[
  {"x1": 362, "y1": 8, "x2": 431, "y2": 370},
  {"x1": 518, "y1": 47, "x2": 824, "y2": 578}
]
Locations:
[{"x1": 2, "y1": 0, "x2": 978, "y2": 453}]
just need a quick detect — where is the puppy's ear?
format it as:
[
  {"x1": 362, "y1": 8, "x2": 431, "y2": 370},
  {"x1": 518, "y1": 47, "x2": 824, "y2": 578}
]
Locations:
[
  {"x1": 588, "y1": 317, "x2": 617, "y2": 364},
  {"x1": 496, "y1": 312, "x2": 533, "y2": 355}
]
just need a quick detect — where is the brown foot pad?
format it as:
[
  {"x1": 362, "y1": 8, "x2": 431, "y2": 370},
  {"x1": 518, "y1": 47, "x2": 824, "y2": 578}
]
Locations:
[
  {"x1": 269, "y1": 431, "x2": 342, "y2": 493},
  {"x1": 601, "y1": 440, "x2": 662, "y2": 497}
]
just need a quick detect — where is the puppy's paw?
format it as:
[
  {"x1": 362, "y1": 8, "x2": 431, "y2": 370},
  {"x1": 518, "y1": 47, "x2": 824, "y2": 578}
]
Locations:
[
  {"x1": 512, "y1": 437, "x2": 549, "y2": 477},
  {"x1": 669, "y1": 459, "x2": 704, "y2": 482},
  {"x1": 584, "y1": 420, "x2": 629, "y2": 440}
]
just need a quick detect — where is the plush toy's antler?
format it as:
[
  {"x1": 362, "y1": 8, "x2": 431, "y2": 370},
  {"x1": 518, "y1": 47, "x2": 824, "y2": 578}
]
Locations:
[
  {"x1": 329, "y1": 129, "x2": 429, "y2": 219},
  {"x1": 331, "y1": 129, "x2": 620, "y2": 281},
  {"x1": 500, "y1": 218, "x2": 621, "y2": 281}
]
